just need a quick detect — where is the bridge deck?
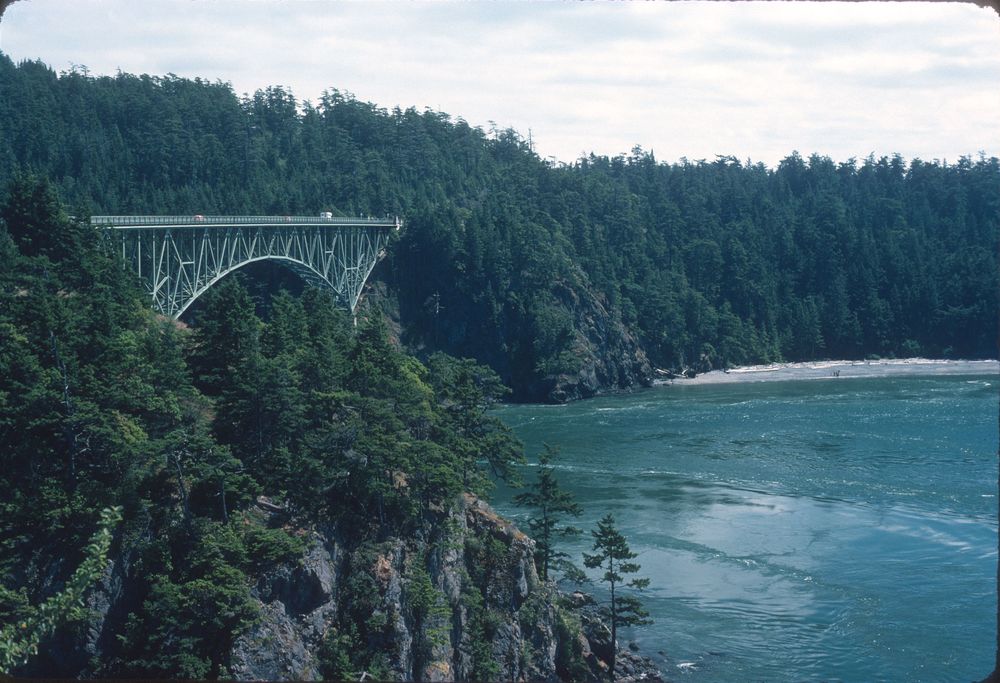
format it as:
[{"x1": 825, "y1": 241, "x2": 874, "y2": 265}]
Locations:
[
  {"x1": 91, "y1": 215, "x2": 400, "y2": 229},
  {"x1": 95, "y1": 214, "x2": 399, "y2": 316}
]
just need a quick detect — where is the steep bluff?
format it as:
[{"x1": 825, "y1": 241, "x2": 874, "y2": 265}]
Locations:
[
  {"x1": 30, "y1": 495, "x2": 662, "y2": 682},
  {"x1": 228, "y1": 493, "x2": 550, "y2": 680},
  {"x1": 368, "y1": 267, "x2": 654, "y2": 404},
  {"x1": 229, "y1": 494, "x2": 662, "y2": 681},
  {"x1": 528, "y1": 281, "x2": 653, "y2": 404}
]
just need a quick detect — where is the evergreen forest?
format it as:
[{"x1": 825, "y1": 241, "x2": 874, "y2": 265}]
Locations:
[
  {"x1": 0, "y1": 173, "x2": 536, "y2": 677},
  {"x1": 1, "y1": 55, "x2": 997, "y2": 401}
]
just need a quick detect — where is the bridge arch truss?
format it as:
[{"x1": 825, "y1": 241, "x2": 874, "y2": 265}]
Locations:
[{"x1": 92, "y1": 215, "x2": 399, "y2": 318}]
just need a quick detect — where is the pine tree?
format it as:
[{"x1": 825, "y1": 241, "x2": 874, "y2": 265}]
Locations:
[
  {"x1": 0, "y1": 172, "x2": 85, "y2": 263},
  {"x1": 514, "y1": 443, "x2": 581, "y2": 581},
  {"x1": 583, "y1": 514, "x2": 651, "y2": 679},
  {"x1": 185, "y1": 276, "x2": 260, "y2": 397}
]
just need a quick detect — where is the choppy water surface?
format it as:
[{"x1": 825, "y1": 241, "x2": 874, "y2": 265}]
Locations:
[{"x1": 492, "y1": 375, "x2": 998, "y2": 682}]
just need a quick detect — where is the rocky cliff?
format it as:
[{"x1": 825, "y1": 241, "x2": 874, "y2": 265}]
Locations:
[
  {"x1": 366, "y1": 269, "x2": 654, "y2": 405},
  {"x1": 30, "y1": 494, "x2": 663, "y2": 682},
  {"x1": 229, "y1": 493, "x2": 662, "y2": 681},
  {"x1": 533, "y1": 281, "x2": 654, "y2": 404}
]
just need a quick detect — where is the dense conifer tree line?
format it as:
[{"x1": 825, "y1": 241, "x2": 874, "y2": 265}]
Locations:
[{"x1": 1, "y1": 54, "x2": 996, "y2": 399}]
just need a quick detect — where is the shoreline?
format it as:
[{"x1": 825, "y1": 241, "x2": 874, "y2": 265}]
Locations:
[{"x1": 654, "y1": 358, "x2": 999, "y2": 386}]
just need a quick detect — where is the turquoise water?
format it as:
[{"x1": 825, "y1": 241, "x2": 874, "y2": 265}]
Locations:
[{"x1": 491, "y1": 375, "x2": 998, "y2": 682}]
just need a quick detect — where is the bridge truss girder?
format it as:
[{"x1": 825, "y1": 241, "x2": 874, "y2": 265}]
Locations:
[{"x1": 97, "y1": 218, "x2": 395, "y2": 318}]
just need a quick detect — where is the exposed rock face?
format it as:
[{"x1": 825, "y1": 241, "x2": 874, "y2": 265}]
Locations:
[
  {"x1": 18, "y1": 550, "x2": 131, "y2": 678},
  {"x1": 230, "y1": 601, "x2": 315, "y2": 679},
  {"x1": 226, "y1": 494, "x2": 592, "y2": 681},
  {"x1": 570, "y1": 591, "x2": 665, "y2": 683},
  {"x1": 540, "y1": 281, "x2": 654, "y2": 404},
  {"x1": 229, "y1": 537, "x2": 340, "y2": 680},
  {"x1": 230, "y1": 495, "x2": 662, "y2": 681},
  {"x1": 442, "y1": 493, "x2": 556, "y2": 681},
  {"x1": 39, "y1": 495, "x2": 662, "y2": 682},
  {"x1": 371, "y1": 265, "x2": 653, "y2": 404}
]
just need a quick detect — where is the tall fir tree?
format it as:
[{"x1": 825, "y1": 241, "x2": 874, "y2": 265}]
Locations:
[
  {"x1": 583, "y1": 514, "x2": 651, "y2": 680},
  {"x1": 514, "y1": 443, "x2": 582, "y2": 581}
]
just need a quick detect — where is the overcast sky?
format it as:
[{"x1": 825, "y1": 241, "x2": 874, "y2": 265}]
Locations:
[{"x1": 1, "y1": 1, "x2": 998, "y2": 167}]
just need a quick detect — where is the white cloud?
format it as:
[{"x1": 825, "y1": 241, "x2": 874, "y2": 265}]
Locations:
[{"x1": 0, "y1": 0, "x2": 997, "y2": 166}]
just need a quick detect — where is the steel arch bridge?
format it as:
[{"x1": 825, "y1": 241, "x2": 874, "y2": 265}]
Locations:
[{"x1": 92, "y1": 215, "x2": 400, "y2": 318}]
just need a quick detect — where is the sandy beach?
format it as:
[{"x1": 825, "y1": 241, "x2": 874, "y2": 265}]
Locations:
[{"x1": 655, "y1": 358, "x2": 999, "y2": 386}]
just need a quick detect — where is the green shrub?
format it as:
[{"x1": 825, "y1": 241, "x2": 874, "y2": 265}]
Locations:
[{"x1": 241, "y1": 524, "x2": 307, "y2": 572}]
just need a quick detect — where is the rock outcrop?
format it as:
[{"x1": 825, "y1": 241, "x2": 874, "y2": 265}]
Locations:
[
  {"x1": 539, "y1": 280, "x2": 654, "y2": 403},
  {"x1": 35, "y1": 495, "x2": 663, "y2": 682},
  {"x1": 229, "y1": 538, "x2": 340, "y2": 679},
  {"x1": 370, "y1": 264, "x2": 654, "y2": 404},
  {"x1": 226, "y1": 495, "x2": 663, "y2": 681},
  {"x1": 224, "y1": 493, "x2": 596, "y2": 681}
]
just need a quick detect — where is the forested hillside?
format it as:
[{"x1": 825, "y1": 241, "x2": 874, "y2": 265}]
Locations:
[
  {"x1": 2, "y1": 174, "x2": 638, "y2": 679},
  {"x1": 1, "y1": 55, "x2": 996, "y2": 401}
]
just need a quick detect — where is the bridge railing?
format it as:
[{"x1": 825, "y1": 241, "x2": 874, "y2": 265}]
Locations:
[{"x1": 91, "y1": 215, "x2": 400, "y2": 228}]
